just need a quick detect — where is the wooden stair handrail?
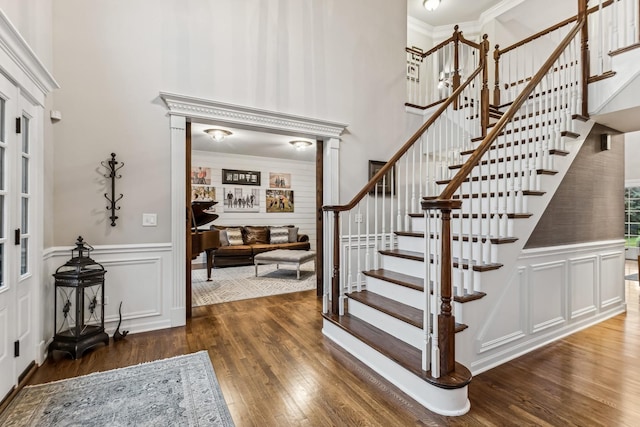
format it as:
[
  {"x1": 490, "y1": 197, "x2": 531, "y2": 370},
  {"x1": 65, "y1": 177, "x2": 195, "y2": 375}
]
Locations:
[
  {"x1": 323, "y1": 44, "x2": 488, "y2": 214},
  {"x1": 496, "y1": 0, "x2": 612, "y2": 56},
  {"x1": 441, "y1": 16, "x2": 586, "y2": 200}
]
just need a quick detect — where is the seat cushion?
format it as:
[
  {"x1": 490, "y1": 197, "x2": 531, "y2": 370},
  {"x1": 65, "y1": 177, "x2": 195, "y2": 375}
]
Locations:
[{"x1": 214, "y1": 245, "x2": 253, "y2": 257}]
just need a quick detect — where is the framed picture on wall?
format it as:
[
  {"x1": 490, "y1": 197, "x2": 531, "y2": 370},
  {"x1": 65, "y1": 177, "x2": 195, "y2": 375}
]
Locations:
[
  {"x1": 266, "y1": 189, "x2": 294, "y2": 213},
  {"x1": 223, "y1": 187, "x2": 259, "y2": 212},
  {"x1": 191, "y1": 166, "x2": 212, "y2": 185},
  {"x1": 368, "y1": 160, "x2": 395, "y2": 195},
  {"x1": 407, "y1": 60, "x2": 420, "y2": 83},
  {"x1": 222, "y1": 169, "x2": 261, "y2": 186},
  {"x1": 269, "y1": 173, "x2": 291, "y2": 189},
  {"x1": 191, "y1": 185, "x2": 216, "y2": 202}
]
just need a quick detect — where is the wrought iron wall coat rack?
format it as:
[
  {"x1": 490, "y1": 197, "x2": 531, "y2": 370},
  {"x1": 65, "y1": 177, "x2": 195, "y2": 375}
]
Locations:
[{"x1": 102, "y1": 153, "x2": 124, "y2": 226}]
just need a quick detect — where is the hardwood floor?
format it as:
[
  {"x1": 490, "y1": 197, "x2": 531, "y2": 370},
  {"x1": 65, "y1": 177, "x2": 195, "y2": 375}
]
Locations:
[{"x1": 19, "y1": 262, "x2": 640, "y2": 425}]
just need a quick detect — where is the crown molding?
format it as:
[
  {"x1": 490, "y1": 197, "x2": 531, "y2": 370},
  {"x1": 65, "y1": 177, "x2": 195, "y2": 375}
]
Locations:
[
  {"x1": 408, "y1": 16, "x2": 433, "y2": 38},
  {"x1": 0, "y1": 10, "x2": 59, "y2": 102},
  {"x1": 159, "y1": 92, "x2": 348, "y2": 140},
  {"x1": 479, "y1": 0, "x2": 526, "y2": 27},
  {"x1": 409, "y1": 0, "x2": 525, "y2": 42}
]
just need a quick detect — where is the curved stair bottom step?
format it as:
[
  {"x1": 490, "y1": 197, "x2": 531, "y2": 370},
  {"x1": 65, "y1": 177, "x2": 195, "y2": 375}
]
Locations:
[{"x1": 322, "y1": 317, "x2": 470, "y2": 416}]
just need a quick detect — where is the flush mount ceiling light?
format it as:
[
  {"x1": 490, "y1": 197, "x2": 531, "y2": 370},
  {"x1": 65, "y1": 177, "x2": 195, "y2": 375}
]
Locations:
[
  {"x1": 204, "y1": 128, "x2": 232, "y2": 142},
  {"x1": 423, "y1": 0, "x2": 441, "y2": 11},
  {"x1": 289, "y1": 140, "x2": 312, "y2": 150}
]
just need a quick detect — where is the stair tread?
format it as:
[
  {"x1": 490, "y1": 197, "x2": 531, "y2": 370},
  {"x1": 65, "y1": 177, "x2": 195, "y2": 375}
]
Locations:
[
  {"x1": 410, "y1": 212, "x2": 534, "y2": 219},
  {"x1": 362, "y1": 269, "x2": 424, "y2": 291},
  {"x1": 395, "y1": 230, "x2": 518, "y2": 244},
  {"x1": 348, "y1": 290, "x2": 422, "y2": 328},
  {"x1": 436, "y1": 169, "x2": 557, "y2": 185},
  {"x1": 347, "y1": 290, "x2": 472, "y2": 332},
  {"x1": 451, "y1": 190, "x2": 545, "y2": 198},
  {"x1": 322, "y1": 312, "x2": 472, "y2": 389},
  {"x1": 449, "y1": 152, "x2": 563, "y2": 169},
  {"x1": 379, "y1": 249, "x2": 503, "y2": 272}
]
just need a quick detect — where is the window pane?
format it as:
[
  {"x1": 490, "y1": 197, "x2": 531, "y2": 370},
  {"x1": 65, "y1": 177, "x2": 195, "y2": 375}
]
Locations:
[
  {"x1": 630, "y1": 223, "x2": 640, "y2": 237},
  {"x1": 0, "y1": 194, "x2": 3, "y2": 239},
  {"x1": 21, "y1": 115, "x2": 29, "y2": 153},
  {"x1": 630, "y1": 211, "x2": 640, "y2": 223},
  {"x1": 629, "y1": 187, "x2": 640, "y2": 199},
  {"x1": 22, "y1": 156, "x2": 28, "y2": 193},
  {"x1": 21, "y1": 197, "x2": 28, "y2": 233},
  {"x1": 0, "y1": 243, "x2": 3, "y2": 288},
  {"x1": 20, "y1": 237, "x2": 27, "y2": 275},
  {"x1": 0, "y1": 146, "x2": 4, "y2": 190},
  {"x1": 0, "y1": 98, "x2": 4, "y2": 141}
]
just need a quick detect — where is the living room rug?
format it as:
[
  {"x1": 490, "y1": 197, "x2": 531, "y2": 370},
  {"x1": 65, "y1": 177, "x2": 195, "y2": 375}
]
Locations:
[
  {"x1": 0, "y1": 351, "x2": 234, "y2": 427},
  {"x1": 192, "y1": 264, "x2": 316, "y2": 306}
]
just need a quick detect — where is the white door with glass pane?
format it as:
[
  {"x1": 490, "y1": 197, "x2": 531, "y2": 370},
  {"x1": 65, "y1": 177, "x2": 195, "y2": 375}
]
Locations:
[{"x1": 0, "y1": 73, "x2": 37, "y2": 399}]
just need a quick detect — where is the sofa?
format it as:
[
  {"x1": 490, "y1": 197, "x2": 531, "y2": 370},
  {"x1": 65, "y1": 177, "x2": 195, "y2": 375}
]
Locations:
[{"x1": 211, "y1": 225, "x2": 310, "y2": 268}]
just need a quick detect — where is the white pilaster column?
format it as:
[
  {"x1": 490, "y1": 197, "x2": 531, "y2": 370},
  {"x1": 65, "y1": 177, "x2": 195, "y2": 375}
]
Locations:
[{"x1": 170, "y1": 115, "x2": 186, "y2": 327}]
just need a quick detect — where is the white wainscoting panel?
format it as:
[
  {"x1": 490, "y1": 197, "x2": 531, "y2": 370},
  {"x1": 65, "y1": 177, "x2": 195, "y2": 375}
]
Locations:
[
  {"x1": 476, "y1": 267, "x2": 527, "y2": 354},
  {"x1": 43, "y1": 243, "x2": 173, "y2": 347},
  {"x1": 530, "y1": 261, "x2": 567, "y2": 333},
  {"x1": 470, "y1": 240, "x2": 626, "y2": 374},
  {"x1": 600, "y1": 251, "x2": 625, "y2": 308},
  {"x1": 568, "y1": 255, "x2": 598, "y2": 319}
]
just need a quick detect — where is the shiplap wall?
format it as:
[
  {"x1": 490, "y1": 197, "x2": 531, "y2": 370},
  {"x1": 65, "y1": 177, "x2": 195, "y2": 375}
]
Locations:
[{"x1": 192, "y1": 151, "x2": 316, "y2": 248}]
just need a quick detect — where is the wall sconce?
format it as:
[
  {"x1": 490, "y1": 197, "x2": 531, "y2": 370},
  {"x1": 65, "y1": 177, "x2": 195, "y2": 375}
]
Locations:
[
  {"x1": 289, "y1": 140, "x2": 312, "y2": 150},
  {"x1": 204, "y1": 128, "x2": 232, "y2": 142}
]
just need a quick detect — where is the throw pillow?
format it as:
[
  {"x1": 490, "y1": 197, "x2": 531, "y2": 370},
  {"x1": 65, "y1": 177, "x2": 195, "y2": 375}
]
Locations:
[
  {"x1": 244, "y1": 226, "x2": 269, "y2": 244},
  {"x1": 219, "y1": 230, "x2": 229, "y2": 246},
  {"x1": 226, "y1": 227, "x2": 244, "y2": 246},
  {"x1": 288, "y1": 227, "x2": 299, "y2": 243},
  {"x1": 270, "y1": 227, "x2": 289, "y2": 244}
]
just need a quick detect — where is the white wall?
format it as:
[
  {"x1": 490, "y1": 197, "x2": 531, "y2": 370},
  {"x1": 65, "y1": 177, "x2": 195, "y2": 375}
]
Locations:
[
  {"x1": 50, "y1": 0, "x2": 410, "y2": 247},
  {"x1": 192, "y1": 151, "x2": 316, "y2": 248}
]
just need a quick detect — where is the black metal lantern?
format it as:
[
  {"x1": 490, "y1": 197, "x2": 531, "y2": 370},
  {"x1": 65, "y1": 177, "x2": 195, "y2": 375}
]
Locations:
[{"x1": 49, "y1": 236, "x2": 109, "y2": 359}]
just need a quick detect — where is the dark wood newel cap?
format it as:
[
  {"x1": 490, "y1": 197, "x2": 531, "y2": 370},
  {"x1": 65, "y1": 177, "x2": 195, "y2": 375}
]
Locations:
[{"x1": 421, "y1": 198, "x2": 462, "y2": 211}]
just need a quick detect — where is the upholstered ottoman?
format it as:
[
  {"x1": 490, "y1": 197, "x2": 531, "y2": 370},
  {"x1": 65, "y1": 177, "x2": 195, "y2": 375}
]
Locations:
[{"x1": 254, "y1": 249, "x2": 316, "y2": 279}]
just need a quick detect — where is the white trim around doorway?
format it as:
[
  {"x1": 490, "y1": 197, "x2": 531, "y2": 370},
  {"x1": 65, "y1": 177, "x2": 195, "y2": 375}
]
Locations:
[{"x1": 159, "y1": 92, "x2": 348, "y2": 326}]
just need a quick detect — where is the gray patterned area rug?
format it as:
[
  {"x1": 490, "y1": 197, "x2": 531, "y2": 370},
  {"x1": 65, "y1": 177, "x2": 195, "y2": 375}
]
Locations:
[
  {"x1": 192, "y1": 264, "x2": 316, "y2": 306},
  {"x1": 0, "y1": 351, "x2": 234, "y2": 427}
]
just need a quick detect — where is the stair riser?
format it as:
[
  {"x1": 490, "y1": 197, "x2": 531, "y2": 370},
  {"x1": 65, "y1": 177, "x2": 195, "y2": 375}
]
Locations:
[
  {"x1": 397, "y1": 235, "x2": 475, "y2": 260},
  {"x1": 381, "y1": 255, "x2": 424, "y2": 277},
  {"x1": 364, "y1": 276, "x2": 424, "y2": 310},
  {"x1": 348, "y1": 299, "x2": 423, "y2": 349}
]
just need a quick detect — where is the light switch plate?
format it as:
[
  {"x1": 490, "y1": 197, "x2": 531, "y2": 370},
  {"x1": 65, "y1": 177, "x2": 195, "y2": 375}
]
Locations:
[{"x1": 142, "y1": 213, "x2": 157, "y2": 226}]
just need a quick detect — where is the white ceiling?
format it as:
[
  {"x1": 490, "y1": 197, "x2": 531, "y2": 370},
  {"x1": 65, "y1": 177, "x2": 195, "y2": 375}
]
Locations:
[
  {"x1": 408, "y1": 0, "x2": 505, "y2": 27},
  {"x1": 191, "y1": 123, "x2": 316, "y2": 162}
]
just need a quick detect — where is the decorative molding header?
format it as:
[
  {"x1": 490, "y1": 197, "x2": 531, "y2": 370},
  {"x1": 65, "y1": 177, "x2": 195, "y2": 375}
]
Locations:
[
  {"x1": 0, "y1": 10, "x2": 59, "y2": 101},
  {"x1": 159, "y1": 92, "x2": 348, "y2": 140}
]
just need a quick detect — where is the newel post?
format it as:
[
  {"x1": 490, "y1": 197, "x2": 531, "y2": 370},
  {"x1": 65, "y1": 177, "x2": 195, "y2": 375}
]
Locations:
[
  {"x1": 452, "y1": 26, "x2": 461, "y2": 109},
  {"x1": 421, "y1": 198, "x2": 462, "y2": 375},
  {"x1": 331, "y1": 210, "x2": 341, "y2": 315},
  {"x1": 493, "y1": 45, "x2": 501, "y2": 107},
  {"x1": 480, "y1": 34, "x2": 490, "y2": 138},
  {"x1": 579, "y1": 0, "x2": 589, "y2": 117}
]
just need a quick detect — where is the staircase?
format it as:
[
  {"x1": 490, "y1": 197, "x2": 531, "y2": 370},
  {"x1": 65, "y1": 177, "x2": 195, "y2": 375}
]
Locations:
[{"x1": 322, "y1": 0, "x2": 633, "y2": 417}]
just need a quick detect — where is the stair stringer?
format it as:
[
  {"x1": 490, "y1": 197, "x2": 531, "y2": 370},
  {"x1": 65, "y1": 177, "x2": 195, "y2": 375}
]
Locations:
[{"x1": 453, "y1": 119, "x2": 599, "y2": 372}]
